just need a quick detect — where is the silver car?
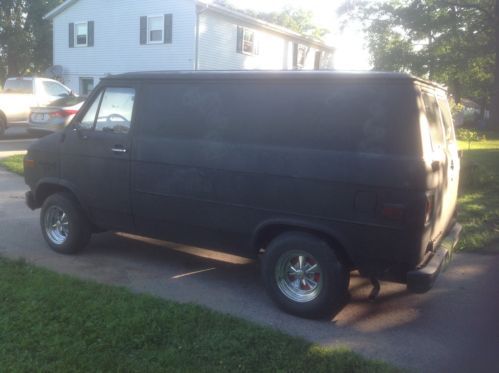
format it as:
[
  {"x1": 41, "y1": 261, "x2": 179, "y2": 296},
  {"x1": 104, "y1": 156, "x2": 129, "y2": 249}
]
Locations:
[{"x1": 28, "y1": 96, "x2": 85, "y2": 135}]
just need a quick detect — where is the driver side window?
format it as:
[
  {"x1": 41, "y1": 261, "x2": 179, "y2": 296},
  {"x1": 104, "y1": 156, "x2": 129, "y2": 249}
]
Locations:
[
  {"x1": 95, "y1": 88, "x2": 135, "y2": 134},
  {"x1": 78, "y1": 87, "x2": 135, "y2": 134}
]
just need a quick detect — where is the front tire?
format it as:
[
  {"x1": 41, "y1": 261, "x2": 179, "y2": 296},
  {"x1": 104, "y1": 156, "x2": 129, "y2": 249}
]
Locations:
[
  {"x1": 262, "y1": 232, "x2": 350, "y2": 319},
  {"x1": 40, "y1": 192, "x2": 91, "y2": 254}
]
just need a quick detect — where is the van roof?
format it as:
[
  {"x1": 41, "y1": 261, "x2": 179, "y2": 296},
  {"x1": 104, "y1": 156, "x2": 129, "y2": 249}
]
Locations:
[{"x1": 104, "y1": 70, "x2": 445, "y2": 90}]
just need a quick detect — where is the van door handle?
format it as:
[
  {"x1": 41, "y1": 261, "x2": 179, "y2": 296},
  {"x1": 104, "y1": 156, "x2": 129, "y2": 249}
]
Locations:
[{"x1": 111, "y1": 146, "x2": 127, "y2": 154}]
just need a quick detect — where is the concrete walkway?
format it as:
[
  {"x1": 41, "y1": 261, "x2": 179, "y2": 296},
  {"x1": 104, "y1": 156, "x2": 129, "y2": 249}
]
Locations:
[{"x1": 0, "y1": 168, "x2": 498, "y2": 372}]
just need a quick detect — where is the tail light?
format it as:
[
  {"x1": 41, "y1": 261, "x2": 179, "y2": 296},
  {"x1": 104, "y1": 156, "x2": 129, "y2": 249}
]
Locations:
[
  {"x1": 425, "y1": 195, "x2": 434, "y2": 224},
  {"x1": 49, "y1": 109, "x2": 78, "y2": 118},
  {"x1": 382, "y1": 204, "x2": 405, "y2": 221}
]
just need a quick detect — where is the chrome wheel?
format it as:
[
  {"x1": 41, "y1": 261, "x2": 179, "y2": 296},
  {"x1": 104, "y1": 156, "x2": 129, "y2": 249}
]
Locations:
[
  {"x1": 275, "y1": 250, "x2": 323, "y2": 303},
  {"x1": 44, "y1": 206, "x2": 69, "y2": 245}
]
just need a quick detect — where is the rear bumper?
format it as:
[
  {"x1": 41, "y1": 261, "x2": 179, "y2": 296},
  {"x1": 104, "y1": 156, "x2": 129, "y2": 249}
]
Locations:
[{"x1": 407, "y1": 222, "x2": 462, "y2": 293}]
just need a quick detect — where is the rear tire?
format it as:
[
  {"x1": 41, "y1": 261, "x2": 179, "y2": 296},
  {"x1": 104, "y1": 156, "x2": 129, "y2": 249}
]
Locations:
[
  {"x1": 40, "y1": 192, "x2": 91, "y2": 254},
  {"x1": 262, "y1": 232, "x2": 350, "y2": 319}
]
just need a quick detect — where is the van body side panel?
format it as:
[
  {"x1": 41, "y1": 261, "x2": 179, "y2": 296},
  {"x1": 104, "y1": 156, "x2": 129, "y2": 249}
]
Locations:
[{"x1": 131, "y1": 79, "x2": 428, "y2": 272}]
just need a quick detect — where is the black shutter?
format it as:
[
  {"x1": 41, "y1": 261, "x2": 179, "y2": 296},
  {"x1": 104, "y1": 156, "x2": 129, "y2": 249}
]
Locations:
[
  {"x1": 292, "y1": 43, "x2": 298, "y2": 69},
  {"x1": 236, "y1": 26, "x2": 243, "y2": 53},
  {"x1": 140, "y1": 16, "x2": 147, "y2": 44},
  {"x1": 88, "y1": 21, "x2": 94, "y2": 47},
  {"x1": 69, "y1": 23, "x2": 74, "y2": 48},
  {"x1": 164, "y1": 14, "x2": 173, "y2": 44}
]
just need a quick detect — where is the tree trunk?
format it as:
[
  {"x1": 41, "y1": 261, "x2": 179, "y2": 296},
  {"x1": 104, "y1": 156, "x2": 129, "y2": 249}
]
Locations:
[
  {"x1": 480, "y1": 99, "x2": 486, "y2": 120},
  {"x1": 491, "y1": 0, "x2": 499, "y2": 130}
]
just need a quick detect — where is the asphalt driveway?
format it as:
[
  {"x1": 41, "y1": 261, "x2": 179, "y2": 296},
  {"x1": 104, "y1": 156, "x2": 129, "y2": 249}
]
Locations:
[
  {"x1": 0, "y1": 127, "x2": 38, "y2": 158},
  {"x1": 0, "y1": 167, "x2": 498, "y2": 372}
]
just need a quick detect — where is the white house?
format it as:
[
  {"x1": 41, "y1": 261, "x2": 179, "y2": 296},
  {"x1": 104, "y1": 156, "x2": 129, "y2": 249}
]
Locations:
[{"x1": 44, "y1": 0, "x2": 335, "y2": 95}]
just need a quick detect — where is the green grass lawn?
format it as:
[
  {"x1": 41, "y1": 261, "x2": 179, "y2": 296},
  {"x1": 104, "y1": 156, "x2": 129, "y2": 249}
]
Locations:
[
  {"x1": 457, "y1": 137, "x2": 499, "y2": 251},
  {"x1": 0, "y1": 257, "x2": 394, "y2": 372},
  {"x1": 0, "y1": 154, "x2": 24, "y2": 175}
]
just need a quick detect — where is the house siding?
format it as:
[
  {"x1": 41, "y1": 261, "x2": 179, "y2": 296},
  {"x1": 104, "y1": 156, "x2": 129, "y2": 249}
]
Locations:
[
  {"x1": 50, "y1": 0, "x2": 334, "y2": 94},
  {"x1": 52, "y1": 0, "x2": 197, "y2": 92},
  {"x1": 198, "y1": 12, "x2": 288, "y2": 70},
  {"x1": 197, "y1": 11, "x2": 332, "y2": 71}
]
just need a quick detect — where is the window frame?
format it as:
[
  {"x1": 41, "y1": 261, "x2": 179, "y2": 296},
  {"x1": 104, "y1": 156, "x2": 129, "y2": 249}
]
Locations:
[
  {"x1": 147, "y1": 15, "x2": 165, "y2": 44},
  {"x1": 422, "y1": 91, "x2": 446, "y2": 151},
  {"x1": 79, "y1": 77, "x2": 95, "y2": 96},
  {"x1": 74, "y1": 21, "x2": 89, "y2": 47},
  {"x1": 75, "y1": 86, "x2": 137, "y2": 135},
  {"x1": 436, "y1": 96, "x2": 456, "y2": 144},
  {"x1": 296, "y1": 44, "x2": 308, "y2": 69},
  {"x1": 241, "y1": 27, "x2": 259, "y2": 55}
]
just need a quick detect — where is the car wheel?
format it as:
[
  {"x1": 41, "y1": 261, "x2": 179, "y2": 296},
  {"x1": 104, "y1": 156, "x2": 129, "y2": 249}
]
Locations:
[
  {"x1": 40, "y1": 192, "x2": 91, "y2": 254},
  {"x1": 262, "y1": 232, "x2": 350, "y2": 319}
]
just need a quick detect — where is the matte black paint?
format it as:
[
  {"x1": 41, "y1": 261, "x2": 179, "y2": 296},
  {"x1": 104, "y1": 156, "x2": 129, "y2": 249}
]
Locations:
[{"x1": 24, "y1": 71, "x2": 458, "y2": 279}]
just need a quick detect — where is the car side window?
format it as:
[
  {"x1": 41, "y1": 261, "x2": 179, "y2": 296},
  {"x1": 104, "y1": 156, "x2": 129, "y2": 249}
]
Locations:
[
  {"x1": 79, "y1": 91, "x2": 103, "y2": 129},
  {"x1": 43, "y1": 81, "x2": 70, "y2": 97},
  {"x1": 94, "y1": 88, "x2": 135, "y2": 134}
]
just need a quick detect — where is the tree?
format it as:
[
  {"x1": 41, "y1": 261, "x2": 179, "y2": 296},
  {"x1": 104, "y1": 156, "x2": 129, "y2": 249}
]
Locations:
[
  {"x1": 0, "y1": 0, "x2": 64, "y2": 82},
  {"x1": 340, "y1": 0, "x2": 498, "y2": 129},
  {"x1": 214, "y1": 0, "x2": 329, "y2": 39}
]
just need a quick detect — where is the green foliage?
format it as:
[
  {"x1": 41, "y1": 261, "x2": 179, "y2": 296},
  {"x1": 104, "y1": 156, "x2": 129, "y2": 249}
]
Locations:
[
  {"x1": 456, "y1": 128, "x2": 485, "y2": 149},
  {"x1": 215, "y1": 0, "x2": 329, "y2": 39},
  {"x1": 0, "y1": 257, "x2": 396, "y2": 372},
  {"x1": 0, "y1": 154, "x2": 24, "y2": 175},
  {"x1": 339, "y1": 0, "x2": 497, "y2": 121},
  {"x1": 0, "y1": 0, "x2": 65, "y2": 82}
]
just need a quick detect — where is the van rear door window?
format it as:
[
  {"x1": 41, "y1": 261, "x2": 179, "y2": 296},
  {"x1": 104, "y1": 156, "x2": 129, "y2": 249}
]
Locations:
[
  {"x1": 422, "y1": 93, "x2": 445, "y2": 149},
  {"x1": 437, "y1": 98, "x2": 455, "y2": 143}
]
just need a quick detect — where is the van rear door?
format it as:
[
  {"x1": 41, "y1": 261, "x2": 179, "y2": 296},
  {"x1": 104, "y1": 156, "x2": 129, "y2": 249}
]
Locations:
[
  {"x1": 437, "y1": 93, "x2": 460, "y2": 228},
  {"x1": 421, "y1": 89, "x2": 458, "y2": 243}
]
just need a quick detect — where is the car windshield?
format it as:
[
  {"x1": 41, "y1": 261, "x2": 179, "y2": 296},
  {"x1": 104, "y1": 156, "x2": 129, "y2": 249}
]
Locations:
[
  {"x1": 48, "y1": 96, "x2": 85, "y2": 107},
  {"x1": 3, "y1": 79, "x2": 33, "y2": 94}
]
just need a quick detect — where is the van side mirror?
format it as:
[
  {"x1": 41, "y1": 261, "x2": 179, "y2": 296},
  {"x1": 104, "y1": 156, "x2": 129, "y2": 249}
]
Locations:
[{"x1": 458, "y1": 150, "x2": 464, "y2": 159}]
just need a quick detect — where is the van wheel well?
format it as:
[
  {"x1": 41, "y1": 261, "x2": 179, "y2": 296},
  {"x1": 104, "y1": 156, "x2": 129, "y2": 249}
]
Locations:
[
  {"x1": 255, "y1": 224, "x2": 354, "y2": 269},
  {"x1": 36, "y1": 184, "x2": 77, "y2": 207},
  {"x1": 35, "y1": 184, "x2": 102, "y2": 232}
]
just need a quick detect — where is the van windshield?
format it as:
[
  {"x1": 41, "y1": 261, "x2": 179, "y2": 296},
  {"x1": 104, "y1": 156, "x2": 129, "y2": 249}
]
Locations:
[
  {"x1": 4, "y1": 79, "x2": 33, "y2": 94},
  {"x1": 140, "y1": 81, "x2": 421, "y2": 156}
]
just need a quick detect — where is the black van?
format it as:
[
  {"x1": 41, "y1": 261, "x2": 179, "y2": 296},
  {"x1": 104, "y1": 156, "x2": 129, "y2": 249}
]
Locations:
[{"x1": 24, "y1": 71, "x2": 461, "y2": 318}]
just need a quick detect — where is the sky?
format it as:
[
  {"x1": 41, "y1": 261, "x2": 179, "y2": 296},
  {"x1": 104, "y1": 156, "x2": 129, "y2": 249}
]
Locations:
[{"x1": 227, "y1": 0, "x2": 372, "y2": 70}]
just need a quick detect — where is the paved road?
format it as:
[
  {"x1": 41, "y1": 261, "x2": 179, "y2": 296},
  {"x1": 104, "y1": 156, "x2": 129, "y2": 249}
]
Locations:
[{"x1": 0, "y1": 167, "x2": 498, "y2": 372}]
